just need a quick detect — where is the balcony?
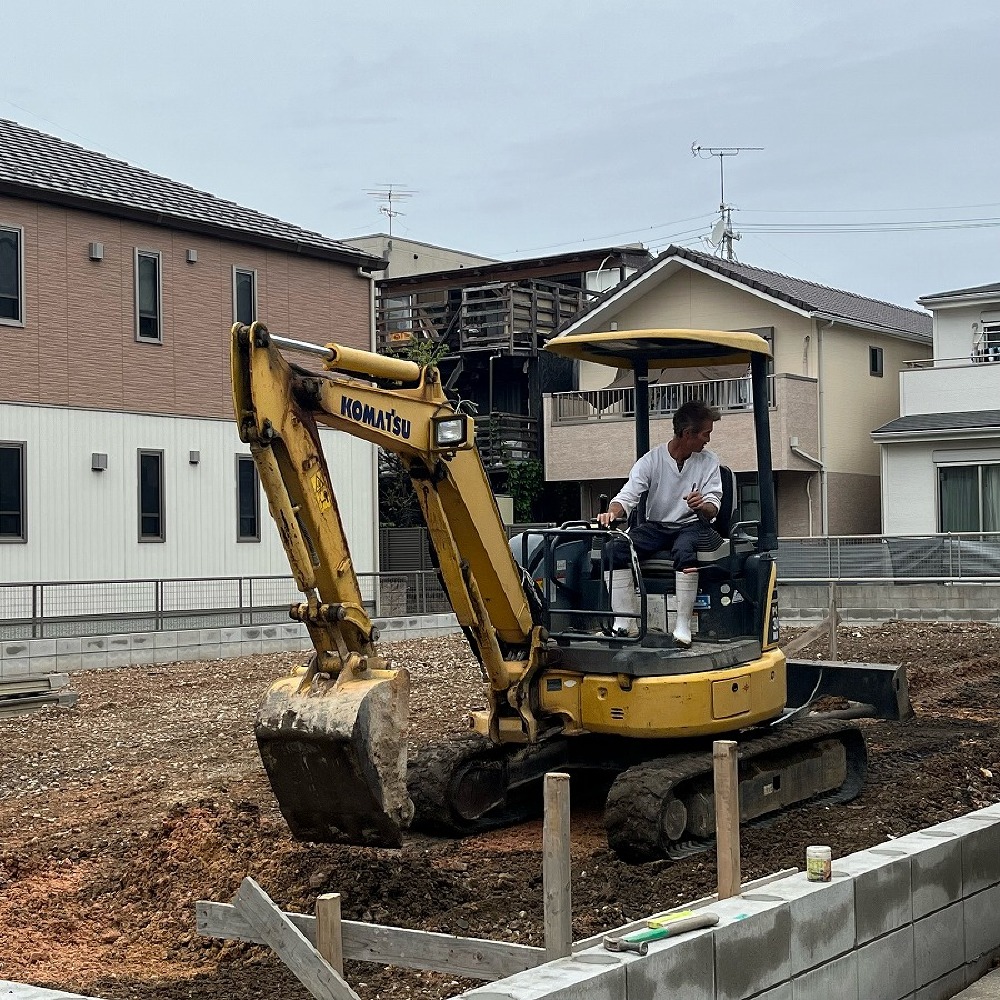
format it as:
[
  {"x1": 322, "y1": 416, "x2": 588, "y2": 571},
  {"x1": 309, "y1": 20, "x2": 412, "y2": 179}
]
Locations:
[
  {"x1": 376, "y1": 280, "x2": 598, "y2": 355},
  {"x1": 543, "y1": 373, "x2": 819, "y2": 481},
  {"x1": 900, "y1": 355, "x2": 1000, "y2": 417},
  {"x1": 474, "y1": 414, "x2": 539, "y2": 469}
]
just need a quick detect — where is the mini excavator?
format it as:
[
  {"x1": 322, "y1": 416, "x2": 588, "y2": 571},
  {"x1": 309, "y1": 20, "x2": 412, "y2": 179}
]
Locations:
[{"x1": 231, "y1": 321, "x2": 911, "y2": 862}]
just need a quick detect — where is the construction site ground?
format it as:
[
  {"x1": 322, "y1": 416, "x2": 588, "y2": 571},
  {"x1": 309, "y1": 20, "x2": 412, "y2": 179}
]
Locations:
[{"x1": 1, "y1": 621, "x2": 998, "y2": 1000}]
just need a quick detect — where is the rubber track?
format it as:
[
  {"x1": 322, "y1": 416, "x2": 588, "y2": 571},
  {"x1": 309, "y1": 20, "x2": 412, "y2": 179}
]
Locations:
[
  {"x1": 604, "y1": 719, "x2": 868, "y2": 863},
  {"x1": 406, "y1": 734, "x2": 543, "y2": 835}
]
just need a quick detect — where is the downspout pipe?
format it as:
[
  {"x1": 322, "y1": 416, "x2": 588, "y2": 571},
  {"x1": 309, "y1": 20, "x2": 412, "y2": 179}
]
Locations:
[
  {"x1": 816, "y1": 318, "x2": 834, "y2": 535},
  {"x1": 790, "y1": 442, "x2": 824, "y2": 537}
]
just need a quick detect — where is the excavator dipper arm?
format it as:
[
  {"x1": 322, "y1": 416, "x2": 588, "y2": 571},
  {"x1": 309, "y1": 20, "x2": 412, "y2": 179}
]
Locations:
[{"x1": 231, "y1": 323, "x2": 541, "y2": 845}]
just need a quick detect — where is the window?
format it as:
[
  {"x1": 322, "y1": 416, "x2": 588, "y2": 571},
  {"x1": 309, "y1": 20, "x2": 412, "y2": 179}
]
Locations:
[
  {"x1": 939, "y1": 463, "x2": 1000, "y2": 532},
  {"x1": 869, "y1": 346, "x2": 884, "y2": 377},
  {"x1": 736, "y1": 473, "x2": 761, "y2": 528},
  {"x1": 975, "y1": 322, "x2": 1000, "y2": 363},
  {"x1": 236, "y1": 454, "x2": 260, "y2": 541},
  {"x1": 233, "y1": 267, "x2": 257, "y2": 325},
  {"x1": 0, "y1": 442, "x2": 25, "y2": 542},
  {"x1": 0, "y1": 225, "x2": 23, "y2": 325},
  {"x1": 138, "y1": 450, "x2": 165, "y2": 541},
  {"x1": 135, "y1": 250, "x2": 162, "y2": 342}
]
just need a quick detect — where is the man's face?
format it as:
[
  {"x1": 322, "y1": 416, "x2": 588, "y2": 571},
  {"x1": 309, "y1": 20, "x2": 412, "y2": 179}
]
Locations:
[{"x1": 685, "y1": 419, "x2": 714, "y2": 452}]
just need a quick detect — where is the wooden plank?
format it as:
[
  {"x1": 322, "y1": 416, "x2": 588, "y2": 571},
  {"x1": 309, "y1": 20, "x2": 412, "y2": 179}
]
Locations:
[
  {"x1": 780, "y1": 611, "x2": 841, "y2": 659},
  {"x1": 543, "y1": 771, "x2": 572, "y2": 961},
  {"x1": 316, "y1": 893, "x2": 344, "y2": 977},
  {"x1": 713, "y1": 741, "x2": 741, "y2": 900},
  {"x1": 197, "y1": 900, "x2": 544, "y2": 981},
  {"x1": 234, "y1": 878, "x2": 359, "y2": 1000},
  {"x1": 828, "y1": 582, "x2": 839, "y2": 660}
]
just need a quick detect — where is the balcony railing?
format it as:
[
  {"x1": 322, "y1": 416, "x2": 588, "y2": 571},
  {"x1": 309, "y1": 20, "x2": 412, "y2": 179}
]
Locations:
[
  {"x1": 905, "y1": 350, "x2": 1000, "y2": 369},
  {"x1": 376, "y1": 280, "x2": 599, "y2": 354},
  {"x1": 474, "y1": 414, "x2": 539, "y2": 467},
  {"x1": 550, "y1": 375, "x2": 775, "y2": 425}
]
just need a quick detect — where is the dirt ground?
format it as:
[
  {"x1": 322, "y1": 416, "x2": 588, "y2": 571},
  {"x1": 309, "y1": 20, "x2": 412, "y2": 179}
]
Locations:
[{"x1": 1, "y1": 621, "x2": 998, "y2": 1000}]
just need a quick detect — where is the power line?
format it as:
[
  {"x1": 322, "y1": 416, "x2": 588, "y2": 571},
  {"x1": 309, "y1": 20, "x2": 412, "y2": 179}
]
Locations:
[{"x1": 503, "y1": 212, "x2": 716, "y2": 255}]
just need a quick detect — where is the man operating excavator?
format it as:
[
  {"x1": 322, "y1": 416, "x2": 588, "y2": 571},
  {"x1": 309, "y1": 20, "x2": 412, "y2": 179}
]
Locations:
[{"x1": 596, "y1": 398, "x2": 723, "y2": 645}]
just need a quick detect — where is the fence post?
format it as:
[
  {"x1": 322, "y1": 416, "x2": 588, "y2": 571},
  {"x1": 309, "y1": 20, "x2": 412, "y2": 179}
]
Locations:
[
  {"x1": 827, "y1": 582, "x2": 839, "y2": 660},
  {"x1": 543, "y1": 772, "x2": 572, "y2": 961},
  {"x1": 155, "y1": 580, "x2": 163, "y2": 632},
  {"x1": 714, "y1": 740, "x2": 741, "y2": 900},
  {"x1": 238, "y1": 578, "x2": 245, "y2": 626}
]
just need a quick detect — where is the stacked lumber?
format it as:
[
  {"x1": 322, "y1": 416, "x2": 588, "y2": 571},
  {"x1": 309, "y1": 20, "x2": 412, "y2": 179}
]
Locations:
[{"x1": 0, "y1": 673, "x2": 79, "y2": 718}]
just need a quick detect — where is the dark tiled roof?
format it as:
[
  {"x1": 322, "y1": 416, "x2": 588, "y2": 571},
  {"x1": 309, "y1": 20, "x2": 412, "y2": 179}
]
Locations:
[
  {"x1": 571, "y1": 245, "x2": 932, "y2": 340},
  {"x1": 872, "y1": 410, "x2": 1000, "y2": 436},
  {"x1": 919, "y1": 281, "x2": 1000, "y2": 303},
  {"x1": 0, "y1": 118, "x2": 381, "y2": 268}
]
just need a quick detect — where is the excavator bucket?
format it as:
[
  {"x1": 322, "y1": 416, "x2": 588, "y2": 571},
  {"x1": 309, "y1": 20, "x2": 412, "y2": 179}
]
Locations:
[{"x1": 254, "y1": 667, "x2": 413, "y2": 846}]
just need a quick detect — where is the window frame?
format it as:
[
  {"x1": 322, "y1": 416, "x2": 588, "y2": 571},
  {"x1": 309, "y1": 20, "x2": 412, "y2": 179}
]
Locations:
[
  {"x1": 936, "y1": 460, "x2": 1000, "y2": 532},
  {"x1": 869, "y1": 345, "x2": 884, "y2": 378},
  {"x1": 236, "y1": 453, "x2": 261, "y2": 542},
  {"x1": 0, "y1": 441, "x2": 26, "y2": 543},
  {"x1": 232, "y1": 266, "x2": 258, "y2": 326},
  {"x1": 137, "y1": 449, "x2": 165, "y2": 542},
  {"x1": 0, "y1": 224, "x2": 25, "y2": 327},
  {"x1": 134, "y1": 248, "x2": 163, "y2": 344}
]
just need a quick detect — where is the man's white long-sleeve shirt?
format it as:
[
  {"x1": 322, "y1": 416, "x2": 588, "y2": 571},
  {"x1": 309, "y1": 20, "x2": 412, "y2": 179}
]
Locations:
[{"x1": 611, "y1": 445, "x2": 723, "y2": 526}]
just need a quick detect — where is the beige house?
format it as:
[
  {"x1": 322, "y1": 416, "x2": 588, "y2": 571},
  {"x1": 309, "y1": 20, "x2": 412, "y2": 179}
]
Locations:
[
  {"x1": 544, "y1": 246, "x2": 932, "y2": 536},
  {"x1": 0, "y1": 117, "x2": 384, "y2": 584}
]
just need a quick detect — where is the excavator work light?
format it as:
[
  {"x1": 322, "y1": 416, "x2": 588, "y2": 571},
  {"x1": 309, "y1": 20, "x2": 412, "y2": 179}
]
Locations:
[{"x1": 432, "y1": 415, "x2": 468, "y2": 449}]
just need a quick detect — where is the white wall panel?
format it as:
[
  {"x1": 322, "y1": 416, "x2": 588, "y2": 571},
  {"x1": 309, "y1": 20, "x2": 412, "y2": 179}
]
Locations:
[
  {"x1": 881, "y1": 442, "x2": 937, "y2": 534},
  {"x1": 0, "y1": 402, "x2": 376, "y2": 584}
]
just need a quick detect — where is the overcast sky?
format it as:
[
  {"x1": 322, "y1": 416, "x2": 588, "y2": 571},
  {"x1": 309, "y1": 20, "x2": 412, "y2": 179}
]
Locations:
[{"x1": 4, "y1": 0, "x2": 998, "y2": 309}]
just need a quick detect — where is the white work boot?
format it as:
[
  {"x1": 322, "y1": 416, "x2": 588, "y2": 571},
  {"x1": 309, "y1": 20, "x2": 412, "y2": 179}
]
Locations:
[
  {"x1": 672, "y1": 570, "x2": 699, "y2": 648},
  {"x1": 609, "y1": 569, "x2": 640, "y2": 637}
]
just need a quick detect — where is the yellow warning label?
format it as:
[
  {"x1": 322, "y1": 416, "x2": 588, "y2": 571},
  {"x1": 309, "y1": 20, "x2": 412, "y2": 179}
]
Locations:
[{"x1": 311, "y1": 471, "x2": 332, "y2": 512}]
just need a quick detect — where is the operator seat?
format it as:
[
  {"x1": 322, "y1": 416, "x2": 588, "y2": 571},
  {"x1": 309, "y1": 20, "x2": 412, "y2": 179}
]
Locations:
[{"x1": 633, "y1": 466, "x2": 753, "y2": 591}]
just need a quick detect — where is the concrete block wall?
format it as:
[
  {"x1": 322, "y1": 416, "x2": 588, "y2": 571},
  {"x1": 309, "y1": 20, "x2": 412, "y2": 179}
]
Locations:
[
  {"x1": 0, "y1": 613, "x2": 461, "y2": 678},
  {"x1": 458, "y1": 803, "x2": 1000, "y2": 1000},
  {"x1": 779, "y1": 582, "x2": 1000, "y2": 626}
]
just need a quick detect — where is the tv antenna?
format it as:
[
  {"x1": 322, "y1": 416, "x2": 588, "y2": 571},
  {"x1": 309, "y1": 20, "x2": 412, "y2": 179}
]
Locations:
[
  {"x1": 364, "y1": 184, "x2": 415, "y2": 241},
  {"x1": 691, "y1": 143, "x2": 762, "y2": 260}
]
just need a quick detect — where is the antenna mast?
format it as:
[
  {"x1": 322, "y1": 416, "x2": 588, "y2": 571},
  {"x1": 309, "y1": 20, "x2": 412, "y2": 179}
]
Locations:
[
  {"x1": 364, "y1": 184, "x2": 414, "y2": 243},
  {"x1": 691, "y1": 144, "x2": 762, "y2": 260}
]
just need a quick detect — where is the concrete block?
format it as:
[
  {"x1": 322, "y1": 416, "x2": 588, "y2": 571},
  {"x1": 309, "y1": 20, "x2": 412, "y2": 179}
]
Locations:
[
  {"x1": 2, "y1": 641, "x2": 30, "y2": 659},
  {"x1": 834, "y1": 848, "x2": 912, "y2": 943},
  {"x1": 79, "y1": 650, "x2": 108, "y2": 670},
  {"x1": 964, "y1": 883, "x2": 1000, "y2": 962},
  {"x1": 56, "y1": 652, "x2": 83, "y2": 673},
  {"x1": 914, "y1": 966, "x2": 967, "y2": 1000},
  {"x1": 129, "y1": 643, "x2": 156, "y2": 666},
  {"x1": 240, "y1": 627, "x2": 262, "y2": 642},
  {"x1": 221, "y1": 627, "x2": 243, "y2": 644},
  {"x1": 175, "y1": 629, "x2": 202, "y2": 646},
  {"x1": 153, "y1": 631, "x2": 178, "y2": 649},
  {"x1": 623, "y1": 918, "x2": 714, "y2": 1000},
  {"x1": 856, "y1": 925, "x2": 915, "y2": 1000},
  {"x1": 711, "y1": 894, "x2": 791, "y2": 1000},
  {"x1": 261, "y1": 626, "x2": 279, "y2": 640},
  {"x1": 279, "y1": 623, "x2": 306, "y2": 641},
  {"x1": 105, "y1": 648, "x2": 133, "y2": 669},
  {"x1": 1, "y1": 658, "x2": 31, "y2": 679},
  {"x1": 81, "y1": 635, "x2": 109, "y2": 653},
  {"x1": 745, "y1": 871, "x2": 854, "y2": 974},
  {"x1": 261, "y1": 639, "x2": 285, "y2": 654},
  {"x1": 219, "y1": 643, "x2": 244, "y2": 661},
  {"x1": 56, "y1": 637, "x2": 83, "y2": 655},
  {"x1": 199, "y1": 629, "x2": 222, "y2": 645},
  {"x1": 26, "y1": 638, "x2": 58, "y2": 657},
  {"x1": 792, "y1": 949, "x2": 858, "y2": 1000},
  {"x1": 878, "y1": 832, "x2": 963, "y2": 918},
  {"x1": 914, "y1": 902, "x2": 965, "y2": 989},
  {"x1": 28, "y1": 655, "x2": 60, "y2": 675},
  {"x1": 460, "y1": 949, "x2": 626, "y2": 1000},
  {"x1": 240, "y1": 640, "x2": 262, "y2": 657},
  {"x1": 128, "y1": 633, "x2": 154, "y2": 651},
  {"x1": 173, "y1": 645, "x2": 207, "y2": 664},
  {"x1": 925, "y1": 816, "x2": 1000, "y2": 894},
  {"x1": 191, "y1": 643, "x2": 221, "y2": 661},
  {"x1": 966, "y1": 804, "x2": 1000, "y2": 823},
  {"x1": 153, "y1": 646, "x2": 182, "y2": 665},
  {"x1": 107, "y1": 635, "x2": 129, "y2": 653},
  {"x1": 966, "y1": 946, "x2": 1000, "y2": 988}
]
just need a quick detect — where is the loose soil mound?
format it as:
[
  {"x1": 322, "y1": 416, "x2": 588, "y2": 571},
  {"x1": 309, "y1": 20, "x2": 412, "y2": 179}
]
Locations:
[{"x1": 0, "y1": 622, "x2": 997, "y2": 1000}]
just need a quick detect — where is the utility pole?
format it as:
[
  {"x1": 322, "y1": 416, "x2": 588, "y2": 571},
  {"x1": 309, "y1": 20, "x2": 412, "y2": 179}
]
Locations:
[{"x1": 691, "y1": 144, "x2": 762, "y2": 260}]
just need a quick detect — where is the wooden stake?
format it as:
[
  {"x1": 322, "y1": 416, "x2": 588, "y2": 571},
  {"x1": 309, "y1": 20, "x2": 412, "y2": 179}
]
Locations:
[
  {"x1": 713, "y1": 741, "x2": 741, "y2": 900},
  {"x1": 828, "y1": 582, "x2": 839, "y2": 660},
  {"x1": 316, "y1": 893, "x2": 344, "y2": 977},
  {"x1": 543, "y1": 771, "x2": 572, "y2": 961}
]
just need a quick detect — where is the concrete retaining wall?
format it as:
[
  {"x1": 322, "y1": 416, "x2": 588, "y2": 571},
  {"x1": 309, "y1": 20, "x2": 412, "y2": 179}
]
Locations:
[
  {"x1": 0, "y1": 614, "x2": 461, "y2": 679},
  {"x1": 780, "y1": 582, "x2": 1000, "y2": 626},
  {"x1": 458, "y1": 803, "x2": 1000, "y2": 1000}
]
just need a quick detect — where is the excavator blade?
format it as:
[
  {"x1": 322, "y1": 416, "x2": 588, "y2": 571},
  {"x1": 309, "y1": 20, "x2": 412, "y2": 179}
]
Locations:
[{"x1": 254, "y1": 668, "x2": 413, "y2": 846}]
